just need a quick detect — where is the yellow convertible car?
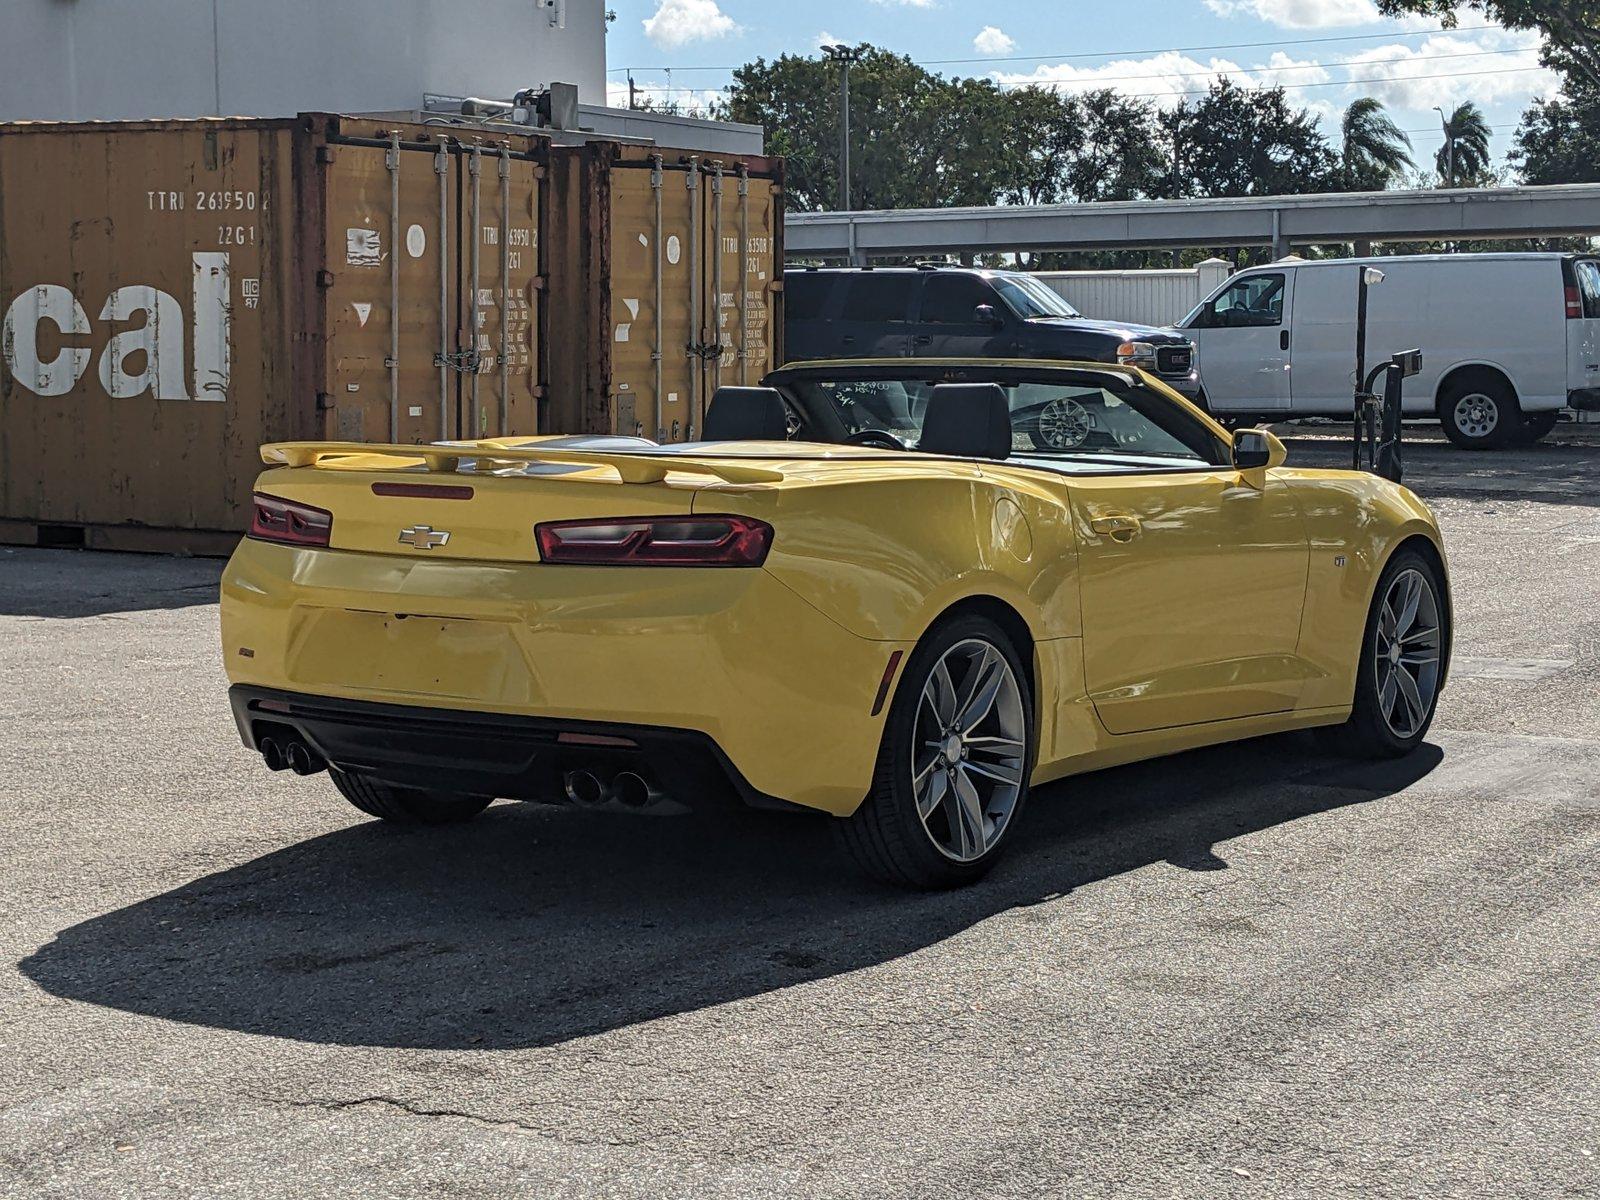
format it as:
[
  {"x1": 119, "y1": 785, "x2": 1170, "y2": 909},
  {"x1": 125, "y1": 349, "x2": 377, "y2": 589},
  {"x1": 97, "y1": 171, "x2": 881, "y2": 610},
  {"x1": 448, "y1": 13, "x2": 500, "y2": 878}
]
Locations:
[{"x1": 222, "y1": 359, "x2": 1450, "y2": 888}]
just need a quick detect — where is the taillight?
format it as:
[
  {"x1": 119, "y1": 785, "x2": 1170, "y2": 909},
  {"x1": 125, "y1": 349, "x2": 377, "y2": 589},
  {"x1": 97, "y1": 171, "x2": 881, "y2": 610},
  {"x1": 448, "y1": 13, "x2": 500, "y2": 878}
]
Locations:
[
  {"x1": 1566, "y1": 285, "x2": 1583, "y2": 319},
  {"x1": 248, "y1": 492, "x2": 332, "y2": 547},
  {"x1": 535, "y1": 514, "x2": 772, "y2": 566}
]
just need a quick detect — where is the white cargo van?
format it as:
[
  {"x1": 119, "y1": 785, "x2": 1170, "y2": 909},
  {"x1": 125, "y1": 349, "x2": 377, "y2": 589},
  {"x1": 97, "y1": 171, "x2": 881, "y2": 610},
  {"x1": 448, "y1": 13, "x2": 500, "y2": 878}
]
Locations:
[{"x1": 1176, "y1": 253, "x2": 1600, "y2": 448}]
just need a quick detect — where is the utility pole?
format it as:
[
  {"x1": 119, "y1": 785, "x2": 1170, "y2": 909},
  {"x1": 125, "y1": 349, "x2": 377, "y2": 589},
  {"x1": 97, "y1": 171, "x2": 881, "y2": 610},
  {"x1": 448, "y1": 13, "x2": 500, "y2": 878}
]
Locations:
[
  {"x1": 627, "y1": 73, "x2": 637, "y2": 111},
  {"x1": 1433, "y1": 104, "x2": 1454, "y2": 187},
  {"x1": 822, "y1": 45, "x2": 863, "y2": 211}
]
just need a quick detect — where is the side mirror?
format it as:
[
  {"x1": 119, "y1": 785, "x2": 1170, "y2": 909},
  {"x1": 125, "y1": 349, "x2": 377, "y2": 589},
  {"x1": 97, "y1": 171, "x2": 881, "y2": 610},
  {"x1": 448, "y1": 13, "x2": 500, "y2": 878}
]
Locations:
[
  {"x1": 1232, "y1": 428, "x2": 1287, "y2": 472},
  {"x1": 973, "y1": 303, "x2": 1003, "y2": 327}
]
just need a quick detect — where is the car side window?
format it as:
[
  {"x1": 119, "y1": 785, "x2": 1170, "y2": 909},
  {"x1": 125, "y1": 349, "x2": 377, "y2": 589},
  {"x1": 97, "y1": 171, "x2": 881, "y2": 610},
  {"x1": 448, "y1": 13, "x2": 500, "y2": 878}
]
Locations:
[
  {"x1": 1204, "y1": 273, "x2": 1285, "y2": 328},
  {"x1": 840, "y1": 275, "x2": 916, "y2": 323},
  {"x1": 1576, "y1": 261, "x2": 1600, "y2": 319},
  {"x1": 920, "y1": 274, "x2": 998, "y2": 324}
]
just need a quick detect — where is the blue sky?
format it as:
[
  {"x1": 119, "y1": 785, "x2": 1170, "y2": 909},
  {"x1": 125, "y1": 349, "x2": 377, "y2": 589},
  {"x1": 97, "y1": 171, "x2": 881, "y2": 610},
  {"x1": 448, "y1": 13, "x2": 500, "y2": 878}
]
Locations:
[{"x1": 607, "y1": 1, "x2": 1563, "y2": 180}]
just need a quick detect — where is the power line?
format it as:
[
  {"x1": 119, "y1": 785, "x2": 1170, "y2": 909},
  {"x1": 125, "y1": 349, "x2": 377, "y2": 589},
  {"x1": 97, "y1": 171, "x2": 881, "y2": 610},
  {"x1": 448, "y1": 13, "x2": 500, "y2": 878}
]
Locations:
[
  {"x1": 623, "y1": 63, "x2": 1554, "y2": 98},
  {"x1": 990, "y1": 45, "x2": 1531, "y2": 86},
  {"x1": 607, "y1": 22, "x2": 1497, "y2": 75}
]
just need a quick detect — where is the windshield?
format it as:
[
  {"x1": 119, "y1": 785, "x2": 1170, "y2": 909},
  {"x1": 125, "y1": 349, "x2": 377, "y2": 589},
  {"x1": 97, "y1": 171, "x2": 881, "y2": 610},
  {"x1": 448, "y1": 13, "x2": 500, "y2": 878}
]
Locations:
[
  {"x1": 991, "y1": 275, "x2": 1081, "y2": 320},
  {"x1": 790, "y1": 374, "x2": 1224, "y2": 468}
]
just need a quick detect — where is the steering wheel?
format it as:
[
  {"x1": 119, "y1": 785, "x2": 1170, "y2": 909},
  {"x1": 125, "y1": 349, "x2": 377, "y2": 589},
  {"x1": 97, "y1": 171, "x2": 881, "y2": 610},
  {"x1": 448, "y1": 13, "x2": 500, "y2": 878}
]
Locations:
[
  {"x1": 843, "y1": 429, "x2": 908, "y2": 451},
  {"x1": 1032, "y1": 397, "x2": 1092, "y2": 449}
]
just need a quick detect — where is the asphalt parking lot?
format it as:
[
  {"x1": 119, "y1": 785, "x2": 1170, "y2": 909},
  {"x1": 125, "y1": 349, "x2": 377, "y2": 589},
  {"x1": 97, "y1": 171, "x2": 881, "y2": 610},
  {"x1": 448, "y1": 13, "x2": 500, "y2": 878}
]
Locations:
[{"x1": 2, "y1": 423, "x2": 1597, "y2": 1199}]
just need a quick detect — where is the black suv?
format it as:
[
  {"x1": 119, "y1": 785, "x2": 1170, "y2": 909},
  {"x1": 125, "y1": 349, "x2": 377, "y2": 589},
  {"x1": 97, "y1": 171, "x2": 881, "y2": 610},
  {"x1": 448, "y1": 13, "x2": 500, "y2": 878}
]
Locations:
[{"x1": 783, "y1": 266, "x2": 1200, "y2": 398}]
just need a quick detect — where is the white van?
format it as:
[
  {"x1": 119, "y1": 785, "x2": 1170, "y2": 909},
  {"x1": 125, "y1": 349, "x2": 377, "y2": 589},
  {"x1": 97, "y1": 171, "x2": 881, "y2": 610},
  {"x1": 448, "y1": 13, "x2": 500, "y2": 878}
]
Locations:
[{"x1": 1176, "y1": 253, "x2": 1600, "y2": 448}]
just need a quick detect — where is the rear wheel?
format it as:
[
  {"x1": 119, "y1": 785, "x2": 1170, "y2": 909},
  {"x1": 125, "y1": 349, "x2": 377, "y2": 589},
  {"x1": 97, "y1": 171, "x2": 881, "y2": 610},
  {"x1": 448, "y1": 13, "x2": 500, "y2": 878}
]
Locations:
[
  {"x1": 1514, "y1": 409, "x2": 1559, "y2": 444},
  {"x1": 331, "y1": 771, "x2": 493, "y2": 825},
  {"x1": 1316, "y1": 548, "x2": 1447, "y2": 759},
  {"x1": 1439, "y1": 375, "x2": 1520, "y2": 449},
  {"x1": 835, "y1": 614, "x2": 1034, "y2": 889}
]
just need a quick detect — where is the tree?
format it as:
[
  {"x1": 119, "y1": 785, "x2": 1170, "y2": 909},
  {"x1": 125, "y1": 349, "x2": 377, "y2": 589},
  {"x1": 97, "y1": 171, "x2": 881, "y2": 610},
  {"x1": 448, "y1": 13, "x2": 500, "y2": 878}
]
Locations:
[
  {"x1": 1512, "y1": 80, "x2": 1600, "y2": 184},
  {"x1": 1435, "y1": 101, "x2": 1492, "y2": 186},
  {"x1": 992, "y1": 87, "x2": 1166, "y2": 206},
  {"x1": 723, "y1": 46, "x2": 1007, "y2": 211},
  {"x1": 1172, "y1": 79, "x2": 1341, "y2": 198},
  {"x1": 1376, "y1": 1, "x2": 1600, "y2": 94},
  {"x1": 1340, "y1": 97, "x2": 1414, "y2": 190}
]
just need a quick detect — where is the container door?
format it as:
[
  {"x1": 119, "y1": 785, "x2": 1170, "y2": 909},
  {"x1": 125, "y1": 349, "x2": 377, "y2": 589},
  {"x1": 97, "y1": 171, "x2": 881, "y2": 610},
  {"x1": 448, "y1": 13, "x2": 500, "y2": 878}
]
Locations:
[
  {"x1": 607, "y1": 156, "x2": 701, "y2": 442},
  {"x1": 323, "y1": 136, "x2": 543, "y2": 445},
  {"x1": 322, "y1": 137, "x2": 455, "y2": 444},
  {"x1": 702, "y1": 163, "x2": 781, "y2": 404},
  {"x1": 457, "y1": 145, "x2": 543, "y2": 440}
]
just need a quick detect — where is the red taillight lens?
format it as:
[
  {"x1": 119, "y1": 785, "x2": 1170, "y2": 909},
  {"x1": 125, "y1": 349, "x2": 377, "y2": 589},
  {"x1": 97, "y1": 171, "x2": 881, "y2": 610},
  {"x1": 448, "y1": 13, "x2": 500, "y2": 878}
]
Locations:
[
  {"x1": 248, "y1": 492, "x2": 332, "y2": 547},
  {"x1": 1567, "y1": 285, "x2": 1583, "y2": 319},
  {"x1": 535, "y1": 514, "x2": 772, "y2": 566}
]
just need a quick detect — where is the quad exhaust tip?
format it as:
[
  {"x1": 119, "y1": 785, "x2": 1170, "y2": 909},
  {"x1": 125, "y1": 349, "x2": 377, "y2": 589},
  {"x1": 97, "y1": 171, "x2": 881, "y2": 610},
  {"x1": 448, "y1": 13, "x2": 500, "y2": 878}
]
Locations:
[
  {"x1": 260, "y1": 735, "x2": 325, "y2": 777},
  {"x1": 563, "y1": 769, "x2": 608, "y2": 807}
]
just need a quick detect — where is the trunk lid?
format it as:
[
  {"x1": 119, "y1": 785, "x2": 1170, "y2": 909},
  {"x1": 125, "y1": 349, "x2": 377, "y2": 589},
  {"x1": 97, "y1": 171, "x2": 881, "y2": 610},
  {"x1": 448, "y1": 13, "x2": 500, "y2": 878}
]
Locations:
[{"x1": 252, "y1": 440, "x2": 784, "y2": 564}]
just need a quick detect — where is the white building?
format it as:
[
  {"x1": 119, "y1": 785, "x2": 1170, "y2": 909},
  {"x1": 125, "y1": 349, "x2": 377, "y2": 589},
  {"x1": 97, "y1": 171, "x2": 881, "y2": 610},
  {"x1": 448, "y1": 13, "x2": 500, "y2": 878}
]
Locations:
[{"x1": 0, "y1": 0, "x2": 608, "y2": 122}]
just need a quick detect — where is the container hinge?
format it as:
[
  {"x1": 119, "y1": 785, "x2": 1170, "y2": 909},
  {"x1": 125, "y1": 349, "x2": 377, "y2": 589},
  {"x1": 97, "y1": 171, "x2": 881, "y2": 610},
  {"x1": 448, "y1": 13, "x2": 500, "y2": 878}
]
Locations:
[
  {"x1": 316, "y1": 269, "x2": 335, "y2": 289},
  {"x1": 316, "y1": 146, "x2": 336, "y2": 165},
  {"x1": 530, "y1": 275, "x2": 548, "y2": 292},
  {"x1": 315, "y1": 392, "x2": 334, "y2": 413}
]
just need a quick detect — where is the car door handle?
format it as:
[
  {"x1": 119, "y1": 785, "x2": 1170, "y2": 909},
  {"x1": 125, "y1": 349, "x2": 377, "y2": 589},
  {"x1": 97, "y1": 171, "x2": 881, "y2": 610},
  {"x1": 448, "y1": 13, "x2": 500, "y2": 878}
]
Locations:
[
  {"x1": 1090, "y1": 514, "x2": 1142, "y2": 542},
  {"x1": 912, "y1": 334, "x2": 933, "y2": 345},
  {"x1": 1279, "y1": 329, "x2": 1290, "y2": 350}
]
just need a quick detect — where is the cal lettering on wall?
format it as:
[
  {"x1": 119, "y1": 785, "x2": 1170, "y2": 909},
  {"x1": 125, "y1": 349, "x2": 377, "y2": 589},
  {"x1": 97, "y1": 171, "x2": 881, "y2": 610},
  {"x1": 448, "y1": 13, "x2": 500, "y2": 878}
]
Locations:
[{"x1": 1, "y1": 253, "x2": 232, "y2": 402}]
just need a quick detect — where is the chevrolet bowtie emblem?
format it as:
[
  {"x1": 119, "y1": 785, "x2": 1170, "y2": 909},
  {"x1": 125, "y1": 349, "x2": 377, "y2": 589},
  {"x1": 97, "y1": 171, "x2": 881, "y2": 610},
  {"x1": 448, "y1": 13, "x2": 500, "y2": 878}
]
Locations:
[{"x1": 398, "y1": 525, "x2": 450, "y2": 550}]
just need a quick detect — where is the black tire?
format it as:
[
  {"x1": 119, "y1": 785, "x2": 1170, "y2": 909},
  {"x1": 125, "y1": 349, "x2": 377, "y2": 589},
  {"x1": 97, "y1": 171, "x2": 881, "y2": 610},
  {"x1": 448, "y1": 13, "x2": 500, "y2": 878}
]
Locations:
[
  {"x1": 330, "y1": 770, "x2": 493, "y2": 825},
  {"x1": 1316, "y1": 547, "x2": 1449, "y2": 759},
  {"x1": 1438, "y1": 374, "x2": 1521, "y2": 450},
  {"x1": 834, "y1": 613, "x2": 1035, "y2": 889},
  {"x1": 1513, "y1": 409, "x2": 1559, "y2": 445}
]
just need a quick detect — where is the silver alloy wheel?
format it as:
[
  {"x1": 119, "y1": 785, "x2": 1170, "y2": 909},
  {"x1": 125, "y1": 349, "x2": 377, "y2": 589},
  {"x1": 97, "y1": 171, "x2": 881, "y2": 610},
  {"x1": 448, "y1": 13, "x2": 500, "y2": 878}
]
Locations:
[
  {"x1": 1037, "y1": 397, "x2": 1092, "y2": 449},
  {"x1": 911, "y1": 638, "x2": 1027, "y2": 862},
  {"x1": 1452, "y1": 392, "x2": 1499, "y2": 440},
  {"x1": 1374, "y1": 567, "x2": 1443, "y2": 739}
]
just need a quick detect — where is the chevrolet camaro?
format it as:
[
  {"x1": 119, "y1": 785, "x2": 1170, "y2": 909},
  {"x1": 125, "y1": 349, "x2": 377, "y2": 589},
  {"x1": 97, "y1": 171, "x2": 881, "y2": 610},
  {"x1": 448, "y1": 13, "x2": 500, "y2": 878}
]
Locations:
[{"x1": 222, "y1": 359, "x2": 1451, "y2": 888}]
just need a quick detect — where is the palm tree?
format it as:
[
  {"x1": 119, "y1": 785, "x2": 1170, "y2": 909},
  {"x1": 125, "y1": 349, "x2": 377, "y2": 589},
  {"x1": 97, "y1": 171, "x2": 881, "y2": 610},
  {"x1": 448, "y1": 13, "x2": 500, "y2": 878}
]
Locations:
[
  {"x1": 1434, "y1": 101, "x2": 1492, "y2": 187},
  {"x1": 1341, "y1": 97, "x2": 1414, "y2": 190}
]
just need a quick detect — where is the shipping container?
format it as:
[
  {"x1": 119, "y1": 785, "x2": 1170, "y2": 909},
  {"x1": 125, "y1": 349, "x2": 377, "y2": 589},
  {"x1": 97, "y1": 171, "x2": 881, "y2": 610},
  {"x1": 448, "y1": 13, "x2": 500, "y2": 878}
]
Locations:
[
  {"x1": 0, "y1": 114, "x2": 784, "y2": 552},
  {"x1": 544, "y1": 141, "x2": 784, "y2": 440}
]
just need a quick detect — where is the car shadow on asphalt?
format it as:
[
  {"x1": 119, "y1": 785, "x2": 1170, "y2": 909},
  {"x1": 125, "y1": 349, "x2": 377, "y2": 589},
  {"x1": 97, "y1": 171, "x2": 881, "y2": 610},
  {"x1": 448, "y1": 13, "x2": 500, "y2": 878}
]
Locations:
[
  {"x1": 1275, "y1": 435, "x2": 1600, "y2": 508},
  {"x1": 18, "y1": 735, "x2": 1442, "y2": 1051},
  {"x1": 0, "y1": 548, "x2": 223, "y2": 618}
]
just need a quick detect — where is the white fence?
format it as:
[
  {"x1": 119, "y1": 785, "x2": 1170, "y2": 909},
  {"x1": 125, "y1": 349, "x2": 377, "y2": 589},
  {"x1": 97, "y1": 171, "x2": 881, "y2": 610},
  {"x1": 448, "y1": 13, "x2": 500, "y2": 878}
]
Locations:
[{"x1": 1035, "y1": 258, "x2": 1232, "y2": 328}]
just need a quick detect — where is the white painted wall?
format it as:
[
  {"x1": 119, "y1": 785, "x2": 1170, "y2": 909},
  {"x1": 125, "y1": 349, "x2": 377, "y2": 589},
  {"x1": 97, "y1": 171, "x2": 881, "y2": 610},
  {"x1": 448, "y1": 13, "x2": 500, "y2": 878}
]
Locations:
[
  {"x1": 0, "y1": 0, "x2": 608, "y2": 121},
  {"x1": 1037, "y1": 259, "x2": 1233, "y2": 328}
]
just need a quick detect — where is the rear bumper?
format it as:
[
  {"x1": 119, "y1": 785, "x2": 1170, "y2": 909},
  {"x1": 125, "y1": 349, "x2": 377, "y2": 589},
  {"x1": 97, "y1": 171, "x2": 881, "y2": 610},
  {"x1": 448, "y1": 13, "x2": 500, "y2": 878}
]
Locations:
[
  {"x1": 1568, "y1": 388, "x2": 1600, "y2": 412},
  {"x1": 232, "y1": 685, "x2": 795, "y2": 811},
  {"x1": 221, "y1": 539, "x2": 903, "y2": 816}
]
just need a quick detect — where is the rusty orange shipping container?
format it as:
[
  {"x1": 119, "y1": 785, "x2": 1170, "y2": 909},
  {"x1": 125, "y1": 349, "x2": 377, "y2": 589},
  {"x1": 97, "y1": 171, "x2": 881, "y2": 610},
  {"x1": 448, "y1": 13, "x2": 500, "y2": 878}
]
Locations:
[
  {"x1": 544, "y1": 141, "x2": 784, "y2": 441},
  {"x1": 0, "y1": 113, "x2": 783, "y2": 553}
]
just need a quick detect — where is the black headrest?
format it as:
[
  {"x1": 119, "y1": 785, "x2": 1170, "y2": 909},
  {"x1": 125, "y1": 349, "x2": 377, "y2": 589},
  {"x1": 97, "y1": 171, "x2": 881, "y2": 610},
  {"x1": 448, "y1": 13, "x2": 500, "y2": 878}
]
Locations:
[
  {"x1": 918, "y1": 383, "x2": 1011, "y2": 459},
  {"x1": 703, "y1": 387, "x2": 789, "y2": 441}
]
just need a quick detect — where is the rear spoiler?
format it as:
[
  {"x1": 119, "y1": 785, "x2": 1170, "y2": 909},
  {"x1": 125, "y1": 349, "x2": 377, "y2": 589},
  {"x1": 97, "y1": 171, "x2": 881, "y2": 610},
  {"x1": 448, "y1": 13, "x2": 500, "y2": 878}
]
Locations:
[{"x1": 260, "y1": 442, "x2": 784, "y2": 486}]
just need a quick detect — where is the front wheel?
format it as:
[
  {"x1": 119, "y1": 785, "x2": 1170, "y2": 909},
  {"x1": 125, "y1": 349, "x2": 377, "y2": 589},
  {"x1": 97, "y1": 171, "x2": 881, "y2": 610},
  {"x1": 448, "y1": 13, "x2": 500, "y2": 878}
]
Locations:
[
  {"x1": 331, "y1": 771, "x2": 493, "y2": 825},
  {"x1": 1317, "y1": 548, "x2": 1448, "y2": 759},
  {"x1": 835, "y1": 615, "x2": 1034, "y2": 888},
  {"x1": 1439, "y1": 377, "x2": 1520, "y2": 449}
]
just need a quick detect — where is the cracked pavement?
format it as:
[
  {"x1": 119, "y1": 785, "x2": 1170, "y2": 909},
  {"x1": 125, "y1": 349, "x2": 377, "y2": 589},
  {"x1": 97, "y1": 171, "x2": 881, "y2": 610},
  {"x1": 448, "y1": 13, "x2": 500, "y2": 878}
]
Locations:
[{"x1": 1, "y1": 424, "x2": 1598, "y2": 1198}]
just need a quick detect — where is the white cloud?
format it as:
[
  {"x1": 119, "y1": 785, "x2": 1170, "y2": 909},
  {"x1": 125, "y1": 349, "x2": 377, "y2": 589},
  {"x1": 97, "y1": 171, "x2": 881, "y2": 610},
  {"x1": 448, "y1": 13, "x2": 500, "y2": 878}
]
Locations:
[
  {"x1": 641, "y1": 0, "x2": 739, "y2": 50},
  {"x1": 870, "y1": 0, "x2": 937, "y2": 7},
  {"x1": 973, "y1": 26, "x2": 1016, "y2": 56},
  {"x1": 1338, "y1": 29, "x2": 1557, "y2": 110},
  {"x1": 993, "y1": 49, "x2": 1331, "y2": 109},
  {"x1": 1204, "y1": 0, "x2": 1380, "y2": 27},
  {"x1": 815, "y1": 29, "x2": 840, "y2": 50}
]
